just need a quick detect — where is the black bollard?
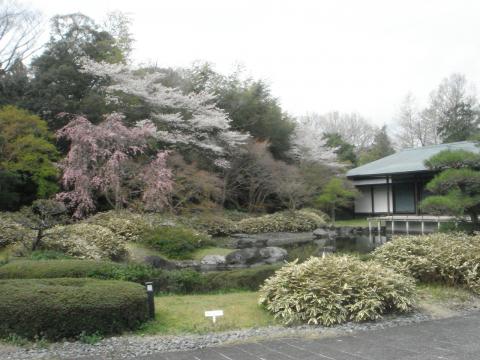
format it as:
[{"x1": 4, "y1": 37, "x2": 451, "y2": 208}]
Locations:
[{"x1": 145, "y1": 281, "x2": 155, "y2": 319}]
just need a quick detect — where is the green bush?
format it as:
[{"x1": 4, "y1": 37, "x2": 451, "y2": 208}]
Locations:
[
  {"x1": 152, "y1": 265, "x2": 280, "y2": 294},
  {"x1": 43, "y1": 223, "x2": 128, "y2": 261},
  {"x1": 203, "y1": 264, "x2": 280, "y2": 291},
  {"x1": 141, "y1": 225, "x2": 213, "y2": 259},
  {"x1": 372, "y1": 233, "x2": 480, "y2": 293},
  {"x1": 0, "y1": 278, "x2": 148, "y2": 340},
  {"x1": 236, "y1": 209, "x2": 326, "y2": 234},
  {"x1": 259, "y1": 256, "x2": 415, "y2": 326},
  {"x1": 153, "y1": 269, "x2": 207, "y2": 293}
]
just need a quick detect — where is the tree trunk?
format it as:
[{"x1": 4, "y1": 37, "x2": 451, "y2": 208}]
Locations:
[
  {"x1": 32, "y1": 228, "x2": 43, "y2": 251},
  {"x1": 471, "y1": 212, "x2": 479, "y2": 231}
]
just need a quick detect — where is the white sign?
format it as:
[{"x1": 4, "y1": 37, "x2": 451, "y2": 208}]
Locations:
[
  {"x1": 205, "y1": 310, "x2": 224, "y2": 323},
  {"x1": 146, "y1": 284, "x2": 153, "y2": 292}
]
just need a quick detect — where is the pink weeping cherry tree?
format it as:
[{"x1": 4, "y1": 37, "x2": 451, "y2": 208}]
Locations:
[{"x1": 56, "y1": 112, "x2": 173, "y2": 218}]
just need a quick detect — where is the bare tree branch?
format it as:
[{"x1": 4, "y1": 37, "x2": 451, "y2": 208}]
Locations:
[{"x1": 0, "y1": 0, "x2": 43, "y2": 73}]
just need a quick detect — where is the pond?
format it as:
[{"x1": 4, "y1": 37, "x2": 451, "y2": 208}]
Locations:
[
  {"x1": 283, "y1": 234, "x2": 389, "y2": 262},
  {"x1": 334, "y1": 234, "x2": 389, "y2": 254}
]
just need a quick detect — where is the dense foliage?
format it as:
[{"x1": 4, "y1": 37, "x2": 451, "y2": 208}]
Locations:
[
  {"x1": 0, "y1": 278, "x2": 148, "y2": 339},
  {"x1": 235, "y1": 209, "x2": 326, "y2": 234},
  {"x1": 0, "y1": 213, "x2": 32, "y2": 248},
  {"x1": 141, "y1": 225, "x2": 212, "y2": 259},
  {"x1": 42, "y1": 223, "x2": 128, "y2": 260},
  {"x1": 420, "y1": 149, "x2": 480, "y2": 227},
  {"x1": 0, "y1": 106, "x2": 58, "y2": 210},
  {"x1": 315, "y1": 178, "x2": 358, "y2": 223},
  {"x1": 372, "y1": 233, "x2": 480, "y2": 293},
  {"x1": 259, "y1": 256, "x2": 416, "y2": 326}
]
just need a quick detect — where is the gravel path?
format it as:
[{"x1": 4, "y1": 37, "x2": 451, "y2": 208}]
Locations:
[{"x1": 0, "y1": 312, "x2": 437, "y2": 360}]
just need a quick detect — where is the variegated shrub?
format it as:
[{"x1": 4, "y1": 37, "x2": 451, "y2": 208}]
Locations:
[
  {"x1": 259, "y1": 255, "x2": 415, "y2": 326},
  {"x1": 43, "y1": 223, "x2": 128, "y2": 261},
  {"x1": 372, "y1": 232, "x2": 480, "y2": 293}
]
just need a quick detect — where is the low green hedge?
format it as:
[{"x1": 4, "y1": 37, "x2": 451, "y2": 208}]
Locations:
[
  {"x1": 153, "y1": 265, "x2": 280, "y2": 294},
  {"x1": 0, "y1": 259, "x2": 279, "y2": 294},
  {"x1": 0, "y1": 260, "x2": 116, "y2": 279},
  {"x1": 0, "y1": 278, "x2": 148, "y2": 340}
]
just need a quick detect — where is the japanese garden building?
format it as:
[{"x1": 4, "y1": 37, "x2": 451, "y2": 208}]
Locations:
[{"x1": 346, "y1": 141, "x2": 479, "y2": 216}]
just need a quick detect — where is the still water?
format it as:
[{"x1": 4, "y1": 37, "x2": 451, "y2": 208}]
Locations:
[{"x1": 334, "y1": 235, "x2": 389, "y2": 254}]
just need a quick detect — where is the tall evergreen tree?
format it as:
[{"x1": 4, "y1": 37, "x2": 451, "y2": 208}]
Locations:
[
  {"x1": 359, "y1": 125, "x2": 395, "y2": 164},
  {"x1": 27, "y1": 14, "x2": 128, "y2": 129}
]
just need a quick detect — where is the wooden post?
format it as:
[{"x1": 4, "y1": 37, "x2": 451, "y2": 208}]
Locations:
[
  {"x1": 368, "y1": 219, "x2": 372, "y2": 242},
  {"x1": 406, "y1": 221, "x2": 409, "y2": 235},
  {"x1": 421, "y1": 221, "x2": 424, "y2": 235},
  {"x1": 392, "y1": 219, "x2": 395, "y2": 235}
]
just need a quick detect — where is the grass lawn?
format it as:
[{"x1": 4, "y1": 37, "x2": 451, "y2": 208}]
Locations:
[
  {"x1": 137, "y1": 291, "x2": 276, "y2": 335},
  {"x1": 334, "y1": 218, "x2": 369, "y2": 227},
  {"x1": 125, "y1": 242, "x2": 165, "y2": 262}
]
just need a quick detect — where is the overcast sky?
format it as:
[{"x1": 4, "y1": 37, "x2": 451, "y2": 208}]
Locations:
[{"x1": 27, "y1": 0, "x2": 480, "y2": 127}]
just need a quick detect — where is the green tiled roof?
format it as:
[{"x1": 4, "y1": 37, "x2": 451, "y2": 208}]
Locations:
[{"x1": 346, "y1": 141, "x2": 479, "y2": 177}]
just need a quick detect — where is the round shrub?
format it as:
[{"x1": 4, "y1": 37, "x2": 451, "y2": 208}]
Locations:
[
  {"x1": 0, "y1": 278, "x2": 148, "y2": 340},
  {"x1": 0, "y1": 213, "x2": 33, "y2": 248},
  {"x1": 43, "y1": 223, "x2": 128, "y2": 260},
  {"x1": 141, "y1": 225, "x2": 212, "y2": 259},
  {"x1": 372, "y1": 233, "x2": 480, "y2": 293},
  {"x1": 87, "y1": 211, "x2": 150, "y2": 242},
  {"x1": 259, "y1": 256, "x2": 415, "y2": 326},
  {"x1": 236, "y1": 209, "x2": 326, "y2": 234}
]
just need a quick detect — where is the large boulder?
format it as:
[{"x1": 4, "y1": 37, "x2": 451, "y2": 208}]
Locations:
[
  {"x1": 313, "y1": 227, "x2": 336, "y2": 239},
  {"x1": 259, "y1": 247, "x2": 288, "y2": 263},
  {"x1": 201, "y1": 255, "x2": 227, "y2": 266},
  {"x1": 225, "y1": 247, "x2": 287, "y2": 266},
  {"x1": 225, "y1": 248, "x2": 262, "y2": 265}
]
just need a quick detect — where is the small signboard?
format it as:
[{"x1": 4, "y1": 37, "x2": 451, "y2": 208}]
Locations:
[{"x1": 205, "y1": 310, "x2": 224, "y2": 323}]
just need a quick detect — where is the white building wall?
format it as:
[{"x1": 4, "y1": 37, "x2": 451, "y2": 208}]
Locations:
[
  {"x1": 373, "y1": 185, "x2": 388, "y2": 213},
  {"x1": 354, "y1": 184, "x2": 393, "y2": 214},
  {"x1": 354, "y1": 187, "x2": 372, "y2": 213}
]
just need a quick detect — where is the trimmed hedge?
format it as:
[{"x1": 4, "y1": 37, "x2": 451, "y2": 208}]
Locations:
[
  {"x1": 0, "y1": 278, "x2": 148, "y2": 340},
  {"x1": 152, "y1": 265, "x2": 280, "y2": 294},
  {"x1": 0, "y1": 260, "x2": 117, "y2": 279},
  {"x1": 0, "y1": 259, "x2": 278, "y2": 294},
  {"x1": 372, "y1": 233, "x2": 480, "y2": 293},
  {"x1": 259, "y1": 256, "x2": 416, "y2": 326}
]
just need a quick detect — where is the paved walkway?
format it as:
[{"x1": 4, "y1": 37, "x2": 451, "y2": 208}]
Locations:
[{"x1": 139, "y1": 312, "x2": 480, "y2": 360}]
